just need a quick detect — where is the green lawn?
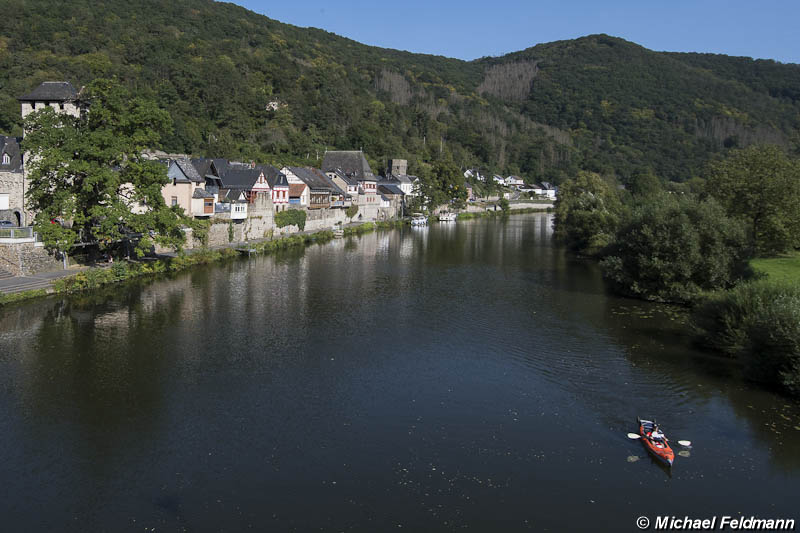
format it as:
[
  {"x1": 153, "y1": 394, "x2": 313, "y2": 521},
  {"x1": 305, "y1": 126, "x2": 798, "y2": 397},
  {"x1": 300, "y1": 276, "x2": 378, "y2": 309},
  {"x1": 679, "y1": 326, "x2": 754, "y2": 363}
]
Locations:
[{"x1": 750, "y1": 252, "x2": 800, "y2": 283}]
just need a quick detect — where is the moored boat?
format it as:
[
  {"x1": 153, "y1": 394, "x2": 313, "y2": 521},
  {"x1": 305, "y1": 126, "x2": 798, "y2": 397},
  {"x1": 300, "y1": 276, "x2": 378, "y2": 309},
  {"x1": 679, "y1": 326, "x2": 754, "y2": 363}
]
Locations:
[
  {"x1": 438, "y1": 211, "x2": 457, "y2": 222},
  {"x1": 637, "y1": 418, "x2": 675, "y2": 466},
  {"x1": 410, "y1": 213, "x2": 428, "y2": 226}
]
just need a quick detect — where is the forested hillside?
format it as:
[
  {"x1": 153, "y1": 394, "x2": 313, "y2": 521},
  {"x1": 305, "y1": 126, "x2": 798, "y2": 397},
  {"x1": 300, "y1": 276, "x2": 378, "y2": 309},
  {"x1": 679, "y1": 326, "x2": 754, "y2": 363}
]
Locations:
[{"x1": 1, "y1": 0, "x2": 798, "y2": 183}]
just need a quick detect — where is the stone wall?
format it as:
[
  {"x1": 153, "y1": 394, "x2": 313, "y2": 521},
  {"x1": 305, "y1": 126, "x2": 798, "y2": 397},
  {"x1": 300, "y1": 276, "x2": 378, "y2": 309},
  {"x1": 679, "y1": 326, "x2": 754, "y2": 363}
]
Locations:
[
  {"x1": 0, "y1": 170, "x2": 27, "y2": 225},
  {"x1": 0, "y1": 242, "x2": 62, "y2": 276},
  {"x1": 304, "y1": 208, "x2": 346, "y2": 232}
]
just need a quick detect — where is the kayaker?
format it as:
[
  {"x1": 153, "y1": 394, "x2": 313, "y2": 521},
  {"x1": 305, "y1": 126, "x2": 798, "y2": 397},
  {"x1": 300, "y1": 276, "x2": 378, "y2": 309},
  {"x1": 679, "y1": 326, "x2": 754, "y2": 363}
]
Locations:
[{"x1": 650, "y1": 425, "x2": 664, "y2": 441}]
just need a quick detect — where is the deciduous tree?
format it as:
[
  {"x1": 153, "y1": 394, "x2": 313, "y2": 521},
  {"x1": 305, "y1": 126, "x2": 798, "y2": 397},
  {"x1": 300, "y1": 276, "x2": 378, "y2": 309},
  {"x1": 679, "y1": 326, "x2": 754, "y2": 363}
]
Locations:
[
  {"x1": 705, "y1": 145, "x2": 800, "y2": 255},
  {"x1": 23, "y1": 78, "x2": 196, "y2": 258}
]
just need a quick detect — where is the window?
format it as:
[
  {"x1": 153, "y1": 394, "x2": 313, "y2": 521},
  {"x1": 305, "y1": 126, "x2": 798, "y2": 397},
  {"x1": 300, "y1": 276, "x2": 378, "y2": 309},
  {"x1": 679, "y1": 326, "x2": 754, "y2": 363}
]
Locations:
[
  {"x1": 171, "y1": 196, "x2": 178, "y2": 207},
  {"x1": 1, "y1": 153, "x2": 9, "y2": 165},
  {"x1": 0, "y1": 193, "x2": 8, "y2": 210}
]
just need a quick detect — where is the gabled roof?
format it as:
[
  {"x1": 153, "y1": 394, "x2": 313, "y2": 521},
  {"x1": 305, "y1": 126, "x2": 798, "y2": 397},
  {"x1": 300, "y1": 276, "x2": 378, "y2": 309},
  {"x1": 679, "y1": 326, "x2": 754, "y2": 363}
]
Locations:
[
  {"x1": 222, "y1": 189, "x2": 247, "y2": 202},
  {"x1": 287, "y1": 167, "x2": 334, "y2": 192},
  {"x1": 190, "y1": 158, "x2": 214, "y2": 178},
  {"x1": 378, "y1": 183, "x2": 404, "y2": 196},
  {"x1": 259, "y1": 164, "x2": 289, "y2": 189},
  {"x1": 221, "y1": 168, "x2": 264, "y2": 190},
  {"x1": 171, "y1": 159, "x2": 203, "y2": 183},
  {"x1": 0, "y1": 136, "x2": 22, "y2": 172},
  {"x1": 387, "y1": 173, "x2": 415, "y2": 185},
  {"x1": 19, "y1": 82, "x2": 80, "y2": 102},
  {"x1": 288, "y1": 183, "x2": 307, "y2": 197},
  {"x1": 321, "y1": 150, "x2": 374, "y2": 180},
  {"x1": 327, "y1": 168, "x2": 359, "y2": 187}
]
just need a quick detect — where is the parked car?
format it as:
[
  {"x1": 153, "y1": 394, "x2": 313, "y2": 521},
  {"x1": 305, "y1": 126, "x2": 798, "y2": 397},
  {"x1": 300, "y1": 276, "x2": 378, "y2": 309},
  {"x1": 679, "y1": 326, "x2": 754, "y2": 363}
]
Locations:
[{"x1": 0, "y1": 220, "x2": 15, "y2": 227}]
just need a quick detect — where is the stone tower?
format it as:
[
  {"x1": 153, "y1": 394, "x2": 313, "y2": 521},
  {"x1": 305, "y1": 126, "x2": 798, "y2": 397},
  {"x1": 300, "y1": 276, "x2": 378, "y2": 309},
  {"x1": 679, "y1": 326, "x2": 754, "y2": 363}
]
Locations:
[
  {"x1": 19, "y1": 82, "x2": 83, "y2": 130},
  {"x1": 388, "y1": 158, "x2": 407, "y2": 176}
]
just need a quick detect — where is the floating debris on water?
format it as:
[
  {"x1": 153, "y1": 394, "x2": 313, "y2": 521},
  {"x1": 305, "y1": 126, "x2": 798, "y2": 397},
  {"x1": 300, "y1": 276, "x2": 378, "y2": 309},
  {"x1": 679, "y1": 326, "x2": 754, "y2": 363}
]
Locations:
[
  {"x1": 627, "y1": 456, "x2": 640, "y2": 463},
  {"x1": 678, "y1": 450, "x2": 691, "y2": 458}
]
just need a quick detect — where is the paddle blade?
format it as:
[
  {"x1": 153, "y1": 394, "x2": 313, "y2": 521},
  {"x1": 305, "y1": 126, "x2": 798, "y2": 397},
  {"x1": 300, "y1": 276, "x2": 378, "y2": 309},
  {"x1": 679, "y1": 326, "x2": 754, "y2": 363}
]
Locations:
[
  {"x1": 627, "y1": 433, "x2": 641, "y2": 439},
  {"x1": 677, "y1": 440, "x2": 692, "y2": 447}
]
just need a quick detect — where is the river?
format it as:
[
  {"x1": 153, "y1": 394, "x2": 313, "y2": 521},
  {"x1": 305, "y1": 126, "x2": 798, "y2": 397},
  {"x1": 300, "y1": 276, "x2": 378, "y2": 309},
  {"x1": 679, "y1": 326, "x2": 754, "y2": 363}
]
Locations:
[{"x1": 0, "y1": 214, "x2": 798, "y2": 531}]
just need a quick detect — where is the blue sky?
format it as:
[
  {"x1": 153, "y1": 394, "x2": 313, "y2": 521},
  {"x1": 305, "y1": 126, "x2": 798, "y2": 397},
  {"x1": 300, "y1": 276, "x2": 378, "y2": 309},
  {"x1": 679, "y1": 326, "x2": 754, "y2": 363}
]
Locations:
[{"x1": 235, "y1": 0, "x2": 799, "y2": 64}]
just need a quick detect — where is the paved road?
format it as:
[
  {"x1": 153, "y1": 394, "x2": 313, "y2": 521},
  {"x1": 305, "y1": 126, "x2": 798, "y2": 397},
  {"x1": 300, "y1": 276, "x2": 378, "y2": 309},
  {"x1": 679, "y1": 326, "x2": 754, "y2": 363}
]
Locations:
[{"x1": 0, "y1": 268, "x2": 86, "y2": 295}]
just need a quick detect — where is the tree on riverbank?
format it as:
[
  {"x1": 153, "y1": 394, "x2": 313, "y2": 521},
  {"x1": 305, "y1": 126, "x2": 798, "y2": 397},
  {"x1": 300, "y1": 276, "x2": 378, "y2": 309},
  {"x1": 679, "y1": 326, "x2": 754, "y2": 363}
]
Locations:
[
  {"x1": 24, "y1": 79, "x2": 197, "y2": 257},
  {"x1": 416, "y1": 158, "x2": 467, "y2": 210},
  {"x1": 600, "y1": 194, "x2": 751, "y2": 304},
  {"x1": 553, "y1": 171, "x2": 626, "y2": 256},
  {"x1": 705, "y1": 145, "x2": 800, "y2": 255}
]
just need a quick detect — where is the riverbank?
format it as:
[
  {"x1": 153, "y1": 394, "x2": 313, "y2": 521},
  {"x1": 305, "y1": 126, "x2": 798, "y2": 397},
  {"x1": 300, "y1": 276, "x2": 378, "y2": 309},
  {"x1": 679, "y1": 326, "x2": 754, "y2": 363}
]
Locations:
[
  {"x1": 0, "y1": 212, "x2": 555, "y2": 308},
  {"x1": 457, "y1": 206, "x2": 551, "y2": 220},
  {"x1": 0, "y1": 215, "x2": 466, "y2": 307},
  {"x1": 0, "y1": 221, "x2": 398, "y2": 307}
]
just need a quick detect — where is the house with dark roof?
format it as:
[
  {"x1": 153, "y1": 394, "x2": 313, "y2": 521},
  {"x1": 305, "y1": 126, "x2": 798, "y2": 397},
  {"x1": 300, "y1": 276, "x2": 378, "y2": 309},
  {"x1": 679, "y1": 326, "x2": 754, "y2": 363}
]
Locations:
[
  {"x1": 326, "y1": 168, "x2": 358, "y2": 200},
  {"x1": 282, "y1": 166, "x2": 332, "y2": 210},
  {"x1": 377, "y1": 183, "x2": 406, "y2": 216},
  {"x1": 19, "y1": 81, "x2": 83, "y2": 122},
  {"x1": 163, "y1": 159, "x2": 212, "y2": 217},
  {"x1": 0, "y1": 136, "x2": 25, "y2": 226},
  {"x1": 321, "y1": 150, "x2": 374, "y2": 181},
  {"x1": 259, "y1": 164, "x2": 290, "y2": 212},
  {"x1": 219, "y1": 167, "x2": 271, "y2": 206},
  {"x1": 384, "y1": 173, "x2": 418, "y2": 197},
  {"x1": 190, "y1": 158, "x2": 224, "y2": 194}
]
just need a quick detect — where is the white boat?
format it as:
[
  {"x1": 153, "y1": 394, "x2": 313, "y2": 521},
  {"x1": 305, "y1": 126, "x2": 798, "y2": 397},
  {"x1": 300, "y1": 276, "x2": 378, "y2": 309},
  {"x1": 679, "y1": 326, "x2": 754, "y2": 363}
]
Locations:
[
  {"x1": 438, "y1": 211, "x2": 457, "y2": 222},
  {"x1": 410, "y1": 213, "x2": 428, "y2": 226}
]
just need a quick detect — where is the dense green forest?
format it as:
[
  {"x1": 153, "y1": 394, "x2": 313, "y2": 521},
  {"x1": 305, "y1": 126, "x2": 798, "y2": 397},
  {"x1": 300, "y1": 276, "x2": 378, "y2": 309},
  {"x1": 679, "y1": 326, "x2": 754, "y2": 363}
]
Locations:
[{"x1": 1, "y1": 0, "x2": 799, "y2": 184}]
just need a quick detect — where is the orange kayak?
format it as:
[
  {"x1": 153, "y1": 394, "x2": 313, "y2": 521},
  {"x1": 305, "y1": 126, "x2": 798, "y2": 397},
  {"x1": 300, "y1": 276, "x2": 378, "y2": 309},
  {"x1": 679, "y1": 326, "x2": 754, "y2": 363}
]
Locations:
[{"x1": 638, "y1": 418, "x2": 675, "y2": 466}]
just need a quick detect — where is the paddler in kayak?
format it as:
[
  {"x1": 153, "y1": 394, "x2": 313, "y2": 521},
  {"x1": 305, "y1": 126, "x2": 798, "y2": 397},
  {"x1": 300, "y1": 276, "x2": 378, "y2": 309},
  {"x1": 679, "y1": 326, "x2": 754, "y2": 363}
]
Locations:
[{"x1": 648, "y1": 424, "x2": 665, "y2": 444}]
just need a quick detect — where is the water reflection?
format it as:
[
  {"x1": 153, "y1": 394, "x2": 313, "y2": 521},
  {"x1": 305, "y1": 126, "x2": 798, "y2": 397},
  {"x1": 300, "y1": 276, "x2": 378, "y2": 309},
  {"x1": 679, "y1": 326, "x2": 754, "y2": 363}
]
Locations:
[{"x1": 0, "y1": 214, "x2": 798, "y2": 530}]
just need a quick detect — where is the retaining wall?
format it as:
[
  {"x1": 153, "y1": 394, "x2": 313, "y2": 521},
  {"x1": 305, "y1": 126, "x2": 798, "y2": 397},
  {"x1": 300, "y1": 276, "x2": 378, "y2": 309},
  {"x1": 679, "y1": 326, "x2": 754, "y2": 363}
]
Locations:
[{"x1": 0, "y1": 242, "x2": 62, "y2": 276}]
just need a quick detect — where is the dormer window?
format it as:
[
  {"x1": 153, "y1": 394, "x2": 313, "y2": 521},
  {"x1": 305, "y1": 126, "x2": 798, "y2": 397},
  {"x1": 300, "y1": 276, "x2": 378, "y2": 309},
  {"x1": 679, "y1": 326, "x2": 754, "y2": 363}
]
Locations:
[{"x1": 2, "y1": 153, "x2": 9, "y2": 165}]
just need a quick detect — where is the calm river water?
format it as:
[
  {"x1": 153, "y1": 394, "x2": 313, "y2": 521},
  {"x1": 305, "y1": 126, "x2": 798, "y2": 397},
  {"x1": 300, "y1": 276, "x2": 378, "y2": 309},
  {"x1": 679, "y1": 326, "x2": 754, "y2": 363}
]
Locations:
[{"x1": 1, "y1": 214, "x2": 798, "y2": 531}]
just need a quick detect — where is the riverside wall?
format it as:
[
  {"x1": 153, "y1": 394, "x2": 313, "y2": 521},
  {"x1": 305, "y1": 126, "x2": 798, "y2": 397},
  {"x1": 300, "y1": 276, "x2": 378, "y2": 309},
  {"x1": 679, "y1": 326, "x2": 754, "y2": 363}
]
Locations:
[{"x1": 0, "y1": 242, "x2": 62, "y2": 276}]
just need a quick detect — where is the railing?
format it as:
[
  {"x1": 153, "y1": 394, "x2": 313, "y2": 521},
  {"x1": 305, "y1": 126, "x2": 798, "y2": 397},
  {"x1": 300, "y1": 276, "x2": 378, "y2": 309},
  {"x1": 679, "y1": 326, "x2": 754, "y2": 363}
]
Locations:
[{"x1": 0, "y1": 227, "x2": 34, "y2": 239}]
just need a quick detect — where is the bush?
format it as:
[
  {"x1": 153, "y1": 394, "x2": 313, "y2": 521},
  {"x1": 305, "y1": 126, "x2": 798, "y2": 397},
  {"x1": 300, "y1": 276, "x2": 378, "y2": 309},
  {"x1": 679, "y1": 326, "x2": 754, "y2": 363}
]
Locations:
[
  {"x1": 345, "y1": 204, "x2": 358, "y2": 219},
  {"x1": 692, "y1": 280, "x2": 800, "y2": 395},
  {"x1": 600, "y1": 194, "x2": 751, "y2": 304},
  {"x1": 343, "y1": 222, "x2": 376, "y2": 236},
  {"x1": 274, "y1": 209, "x2": 307, "y2": 231}
]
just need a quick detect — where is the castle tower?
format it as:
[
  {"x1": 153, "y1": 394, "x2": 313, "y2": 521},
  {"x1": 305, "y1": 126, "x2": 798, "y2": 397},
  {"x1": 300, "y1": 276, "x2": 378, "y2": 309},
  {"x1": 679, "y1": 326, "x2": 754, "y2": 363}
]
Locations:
[
  {"x1": 19, "y1": 82, "x2": 83, "y2": 130},
  {"x1": 388, "y1": 158, "x2": 407, "y2": 176}
]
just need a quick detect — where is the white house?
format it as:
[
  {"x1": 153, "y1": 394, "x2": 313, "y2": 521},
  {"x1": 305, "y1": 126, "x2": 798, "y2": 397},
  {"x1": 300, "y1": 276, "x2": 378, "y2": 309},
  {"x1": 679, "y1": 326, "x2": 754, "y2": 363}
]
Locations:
[{"x1": 505, "y1": 175, "x2": 525, "y2": 188}]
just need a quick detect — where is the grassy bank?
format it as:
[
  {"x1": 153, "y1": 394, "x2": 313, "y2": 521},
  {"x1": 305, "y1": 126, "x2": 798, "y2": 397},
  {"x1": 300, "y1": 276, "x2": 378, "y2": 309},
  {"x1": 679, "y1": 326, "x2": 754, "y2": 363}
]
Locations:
[
  {"x1": 750, "y1": 252, "x2": 800, "y2": 283},
  {"x1": 457, "y1": 207, "x2": 551, "y2": 220}
]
